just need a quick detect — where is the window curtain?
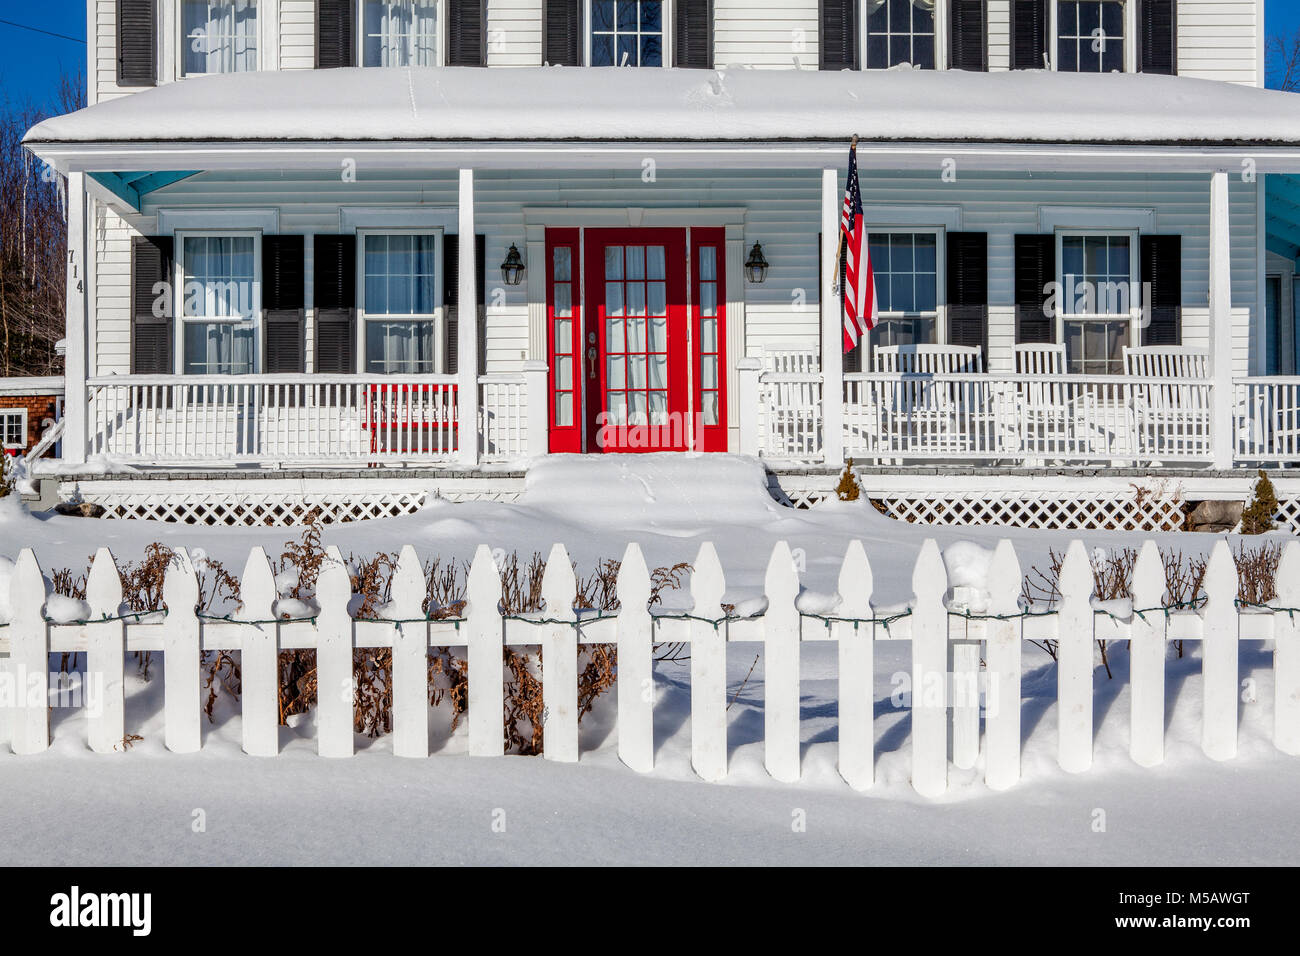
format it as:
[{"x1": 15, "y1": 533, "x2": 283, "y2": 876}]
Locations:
[
  {"x1": 182, "y1": 236, "x2": 256, "y2": 374},
  {"x1": 366, "y1": 322, "x2": 434, "y2": 373},
  {"x1": 364, "y1": 0, "x2": 440, "y2": 67},
  {"x1": 182, "y1": 0, "x2": 258, "y2": 74}
]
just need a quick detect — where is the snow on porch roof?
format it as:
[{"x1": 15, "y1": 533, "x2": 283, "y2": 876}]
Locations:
[{"x1": 24, "y1": 66, "x2": 1300, "y2": 149}]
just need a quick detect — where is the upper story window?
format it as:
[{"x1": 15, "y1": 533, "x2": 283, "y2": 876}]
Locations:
[
  {"x1": 865, "y1": 0, "x2": 936, "y2": 70},
  {"x1": 362, "y1": 0, "x2": 441, "y2": 67},
  {"x1": 1056, "y1": 0, "x2": 1125, "y2": 73},
  {"x1": 590, "y1": 1, "x2": 664, "y2": 67},
  {"x1": 181, "y1": 0, "x2": 259, "y2": 76}
]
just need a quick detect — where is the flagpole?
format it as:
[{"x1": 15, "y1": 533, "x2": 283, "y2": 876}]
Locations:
[{"x1": 832, "y1": 135, "x2": 858, "y2": 292}]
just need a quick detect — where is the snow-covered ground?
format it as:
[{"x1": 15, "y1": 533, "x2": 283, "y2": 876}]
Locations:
[{"x1": 0, "y1": 455, "x2": 1296, "y2": 866}]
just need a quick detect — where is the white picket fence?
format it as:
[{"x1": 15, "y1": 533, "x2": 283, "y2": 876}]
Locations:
[{"x1": 2, "y1": 537, "x2": 1298, "y2": 796}]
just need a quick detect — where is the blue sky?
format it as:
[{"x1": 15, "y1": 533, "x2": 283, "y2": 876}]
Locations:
[{"x1": 1, "y1": 0, "x2": 1298, "y2": 111}]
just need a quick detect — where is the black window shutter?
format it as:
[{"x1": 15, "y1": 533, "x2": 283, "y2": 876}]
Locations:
[
  {"x1": 1014, "y1": 234, "x2": 1055, "y2": 343},
  {"x1": 1010, "y1": 0, "x2": 1048, "y2": 70},
  {"x1": 675, "y1": 0, "x2": 713, "y2": 69},
  {"x1": 946, "y1": 233, "x2": 988, "y2": 354},
  {"x1": 950, "y1": 0, "x2": 988, "y2": 72},
  {"x1": 819, "y1": 0, "x2": 857, "y2": 71},
  {"x1": 544, "y1": 0, "x2": 582, "y2": 66},
  {"x1": 317, "y1": 0, "x2": 356, "y2": 68},
  {"x1": 117, "y1": 0, "x2": 157, "y2": 86},
  {"x1": 131, "y1": 236, "x2": 172, "y2": 374},
  {"x1": 448, "y1": 0, "x2": 487, "y2": 66},
  {"x1": 313, "y1": 234, "x2": 356, "y2": 373},
  {"x1": 1141, "y1": 235, "x2": 1182, "y2": 345},
  {"x1": 263, "y1": 236, "x2": 306, "y2": 374},
  {"x1": 1138, "y1": 0, "x2": 1178, "y2": 75},
  {"x1": 444, "y1": 234, "x2": 487, "y2": 375}
]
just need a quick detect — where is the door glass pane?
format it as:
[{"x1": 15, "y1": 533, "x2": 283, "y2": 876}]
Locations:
[
  {"x1": 626, "y1": 282, "x2": 646, "y2": 317},
  {"x1": 648, "y1": 281, "x2": 666, "y2": 316},
  {"x1": 650, "y1": 355, "x2": 667, "y2": 389},
  {"x1": 555, "y1": 355, "x2": 573, "y2": 389},
  {"x1": 607, "y1": 355, "x2": 625, "y2": 389},
  {"x1": 626, "y1": 246, "x2": 645, "y2": 280},
  {"x1": 607, "y1": 316, "x2": 625, "y2": 352},
  {"x1": 698, "y1": 246, "x2": 716, "y2": 281},
  {"x1": 628, "y1": 355, "x2": 647, "y2": 389},
  {"x1": 605, "y1": 282, "x2": 625, "y2": 316},
  {"x1": 627, "y1": 315, "x2": 646, "y2": 351},
  {"x1": 647, "y1": 246, "x2": 666, "y2": 279},
  {"x1": 605, "y1": 246, "x2": 623, "y2": 279},
  {"x1": 649, "y1": 315, "x2": 667, "y2": 351},
  {"x1": 700, "y1": 316, "x2": 717, "y2": 352}
]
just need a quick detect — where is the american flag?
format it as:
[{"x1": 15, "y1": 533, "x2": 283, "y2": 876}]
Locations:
[{"x1": 839, "y1": 143, "x2": 877, "y2": 352}]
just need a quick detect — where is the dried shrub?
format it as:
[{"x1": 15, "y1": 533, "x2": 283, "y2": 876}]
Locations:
[
  {"x1": 1236, "y1": 541, "x2": 1281, "y2": 606},
  {"x1": 835, "y1": 458, "x2": 860, "y2": 501},
  {"x1": 1241, "y1": 470, "x2": 1278, "y2": 535}
]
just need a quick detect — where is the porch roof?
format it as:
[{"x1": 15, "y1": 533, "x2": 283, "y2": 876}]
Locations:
[{"x1": 24, "y1": 67, "x2": 1300, "y2": 164}]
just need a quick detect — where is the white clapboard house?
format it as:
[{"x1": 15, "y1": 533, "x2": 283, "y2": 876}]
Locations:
[{"x1": 20, "y1": 1, "x2": 1300, "y2": 524}]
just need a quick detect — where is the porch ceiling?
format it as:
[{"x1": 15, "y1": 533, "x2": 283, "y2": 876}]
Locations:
[
  {"x1": 24, "y1": 67, "x2": 1300, "y2": 176},
  {"x1": 1267, "y1": 175, "x2": 1300, "y2": 261}
]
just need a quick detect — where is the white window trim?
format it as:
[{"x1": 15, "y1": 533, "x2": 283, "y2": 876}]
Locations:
[
  {"x1": 355, "y1": 228, "x2": 446, "y2": 374},
  {"x1": 174, "y1": 229, "x2": 264, "y2": 375},
  {"x1": 174, "y1": 0, "x2": 267, "y2": 80},
  {"x1": 860, "y1": 0, "x2": 946, "y2": 71},
  {"x1": 1048, "y1": 0, "x2": 1138, "y2": 74},
  {"x1": 0, "y1": 408, "x2": 28, "y2": 450},
  {"x1": 1054, "y1": 228, "x2": 1141, "y2": 366},
  {"x1": 862, "y1": 226, "x2": 946, "y2": 344},
  {"x1": 358, "y1": 0, "x2": 449, "y2": 68},
  {"x1": 584, "y1": 0, "x2": 672, "y2": 68}
]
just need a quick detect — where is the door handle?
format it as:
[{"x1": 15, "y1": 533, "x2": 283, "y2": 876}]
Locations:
[{"x1": 587, "y1": 347, "x2": 598, "y2": 380}]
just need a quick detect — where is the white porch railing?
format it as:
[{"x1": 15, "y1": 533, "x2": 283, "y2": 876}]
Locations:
[
  {"x1": 1233, "y1": 378, "x2": 1300, "y2": 463},
  {"x1": 87, "y1": 374, "x2": 530, "y2": 466}
]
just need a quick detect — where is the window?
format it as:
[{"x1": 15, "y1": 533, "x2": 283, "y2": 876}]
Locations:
[
  {"x1": 1056, "y1": 0, "x2": 1124, "y2": 73},
  {"x1": 590, "y1": 1, "x2": 664, "y2": 67},
  {"x1": 551, "y1": 245, "x2": 577, "y2": 428},
  {"x1": 865, "y1": 0, "x2": 936, "y2": 70},
  {"x1": 866, "y1": 232, "x2": 939, "y2": 353},
  {"x1": 362, "y1": 0, "x2": 441, "y2": 67},
  {"x1": 1058, "y1": 232, "x2": 1135, "y2": 375},
  {"x1": 0, "y1": 409, "x2": 27, "y2": 450},
  {"x1": 361, "y1": 233, "x2": 439, "y2": 374},
  {"x1": 181, "y1": 0, "x2": 258, "y2": 75},
  {"x1": 696, "y1": 245, "x2": 720, "y2": 427},
  {"x1": 179, "y1": 234, "x2": 258, "y2": 375},
  {"x1": 604, "y1": 243, "x2": 669, "y2": 426}
]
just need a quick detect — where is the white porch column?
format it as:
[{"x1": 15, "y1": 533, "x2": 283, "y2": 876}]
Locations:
[
  {"x1": 737, "y1": 357, "x2": 762, "y2": 456},
  {"x1": 63, "y1": 172, "x2": 89, "y2": 465},
  {"x1": 457, "y1": 168, "x2": 480, "y2": 466},
  {"x1": 820, "y1": 167, "x2": 844, "y2": 466},
  {"x1": 1209, "y1": 170, "x2": 1234, "y2": 470},
  {"x1": 523, "y1": 360, "x2": 548, "y2": 457}
]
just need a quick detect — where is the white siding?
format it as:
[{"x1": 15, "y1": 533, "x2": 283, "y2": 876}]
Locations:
[
  {"x1": 280, "y1": 0, "x2": 317, "y2": 70},
  {"x1": 489, "y1": 0, "x2": 543, "y2": 66},
  {"x1": 988, "y1": 0, "x2": 1010, "y2": 72},
  {"x1": 715, "y1": 0, "x2": 818, "y2": 70},
  {"x1": 1177, "y1": 0, "x2": 1263, "y2": 86},
  {"x1": 90, "y1": 168, "x2": 1260, "y2": 380},
  {"x1": 91, "y1": 201, "x2": 147, "y2": 375}
]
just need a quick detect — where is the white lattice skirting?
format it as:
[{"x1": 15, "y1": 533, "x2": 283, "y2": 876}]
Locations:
[{"x1": 870, "y1": 490, "x2": 1188, "y2": 532}]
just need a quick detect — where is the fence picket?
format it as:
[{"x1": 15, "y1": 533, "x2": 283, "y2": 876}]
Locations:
[
  {"x1": 1275, "y1": 541, "x2": 1300, "y2": 756},
  {"x1": 316, "y1": 546, "x2": 354, "y2": 758},
  {"x1": 911, "y1": 539, "x2": 947, "y2": 797},
  {"x1": 984, "y1": 539, "x2": 1022, "y2": 790},
  {"x1": 466, "y1": 545, "x2": 504, "y2": 757},
  {"x1": 950, "y1": 633, "x2": 980, "y2": 771},
  {"x1": 390, "y1": 545, "x2": 429, "y2": 759},
  {"x1": 1129, "y1": 541, "x2": 1166, "y2": 767},
  {"x1": 690, "y1": 542, "x2": 728, "y2": 782},
  {"x1": 1057, "y1": 540, "x2": 1094, "y2": 773},
  {"x1": 764, "y1": 541, "x2": 801, "y2": 783},
  {"x1": 238, "y1": 547, "x2": 279, "y2": 757},
  {"x1": 85, "y1": 547, "x2": 125, "y2": 754},
  {"x1": 1202, "y1": 540, "x2": 1239, "y2": 761},
  {"x1": 540, "y1": 543, "x2": 579, "y2": 762},
  {"x1": 836, "y1": 540, "x2": 874, "y2": 790},
  {"x1": 615, "y1": 543, "x2": 654, "y2": 773},
  {"x1": 161, "y1": 548, "x2": 201, "y2": 753},
  {"x1": 9, "y1": 549, "x2": 48, "y2": 754}
]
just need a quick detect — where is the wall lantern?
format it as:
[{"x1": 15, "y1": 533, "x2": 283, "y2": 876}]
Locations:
[
  {"x1": 744, "y1": 242, "x2": 769, "y2": 284},
  {"x1": 500, "y1": 243, "x2": 526, "y2": 285}
]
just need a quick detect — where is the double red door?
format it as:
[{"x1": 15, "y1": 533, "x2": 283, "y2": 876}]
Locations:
[{"x1": 546, "y1": 227, "x2": 726, "y2": 453}]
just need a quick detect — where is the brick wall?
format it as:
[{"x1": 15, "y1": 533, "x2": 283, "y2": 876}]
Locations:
[{"x1": 0, "y1": 395, "x2": 61, "y2": 456}]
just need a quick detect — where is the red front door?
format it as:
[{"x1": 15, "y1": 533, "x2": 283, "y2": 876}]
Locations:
[{"x1": 545, "y1": 227, "x2": 725, "y2": 453}]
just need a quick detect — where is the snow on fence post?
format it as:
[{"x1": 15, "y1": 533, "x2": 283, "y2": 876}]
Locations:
[
  {"x1": 466, "y1": 545, "x2": 504, "y2": 757},
  {"x1": 1129, "y1": 541, "x2": 1165, "y2": 767},
  {"x1": 984, "y1": 539, "x2": 1022, "y2": 791},
  {"x1": 390, "y1": 545, "x2": 430, "y2": 759},
  {"x1": 690, "y1": 541, "x2": 728, "y2": 782},
  {"x1": 763, "y1": 540, "x2": 801, "y2": 783},
  {"x1": 85, "y1": 547, "x2": 125, "y2": 754},
  {"x1": 1275, "y1": 541, "x2": 1300, "y2": 756},
  {"x1": 836, "y1": 540, "x2": 874, "y2": 790},
  {"x1": 1202, "y1": 539, "x2": 1239, "y2": 761},
  {"x1": 910, "y1": 539, "x2": 948, "y2": 798},
  {"x1": 541, "y1": 543, "x2": 579, "y2": 762},
  {"x1": 239, "y1": 547, "x2": 280, "y2": 757},
  {"x1": 9, "y1": 549, "x2": 49, "y2": 754},
  {"x1": 315, "y1": 546, "x2": 354, "y2": 758},
  {"x1": 1057, "y1": 540, "x2": 1094, "y2": 774},
  {"x1": 615, "y1": 543, "x2": 654, "y2": 773},
  {"x1": 161, "y1": 548, "x2": 201, "y2": 754}
]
